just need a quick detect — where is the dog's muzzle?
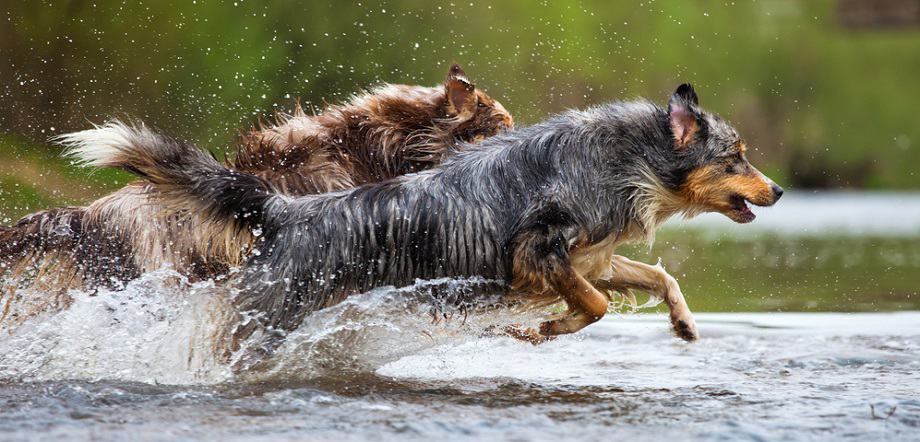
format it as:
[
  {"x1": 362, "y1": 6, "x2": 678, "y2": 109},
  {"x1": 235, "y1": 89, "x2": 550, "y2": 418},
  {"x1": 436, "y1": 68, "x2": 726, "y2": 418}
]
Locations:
[{"x1": 770, "y1": 183, "x2": 784, "y2": 203}]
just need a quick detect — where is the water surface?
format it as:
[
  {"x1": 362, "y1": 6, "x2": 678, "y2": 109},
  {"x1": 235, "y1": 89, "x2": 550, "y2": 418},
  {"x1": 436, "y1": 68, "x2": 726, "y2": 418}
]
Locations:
[{"x1": 1, "y1": 310, "x2": 917, "y2": 441}]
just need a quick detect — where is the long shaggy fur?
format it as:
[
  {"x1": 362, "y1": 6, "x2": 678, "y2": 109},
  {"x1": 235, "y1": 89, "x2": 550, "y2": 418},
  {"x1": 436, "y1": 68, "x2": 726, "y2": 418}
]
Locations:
[{"x1": 233, "y1": 81, "x2": 512, "y2": 195}]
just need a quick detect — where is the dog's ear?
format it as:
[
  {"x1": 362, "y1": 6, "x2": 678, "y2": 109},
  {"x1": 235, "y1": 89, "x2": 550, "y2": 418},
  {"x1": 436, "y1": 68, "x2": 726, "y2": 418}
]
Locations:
[
  {"x1": 668, "y1": 83, "x2": 701, "y2": 149},
  {"x1": 445, "y1": 63, "x2": 477, "y2": 120}
]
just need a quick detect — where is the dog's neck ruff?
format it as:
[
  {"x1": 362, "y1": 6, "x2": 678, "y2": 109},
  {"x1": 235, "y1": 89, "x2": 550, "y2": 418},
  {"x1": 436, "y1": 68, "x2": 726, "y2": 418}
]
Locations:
[{"x1": 626, "y1": 165, "x2": 705, "y2": 245}]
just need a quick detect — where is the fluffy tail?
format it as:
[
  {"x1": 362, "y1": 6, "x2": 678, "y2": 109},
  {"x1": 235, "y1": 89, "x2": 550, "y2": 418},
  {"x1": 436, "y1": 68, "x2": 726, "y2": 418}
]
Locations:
[{"x1": 57, "y1": 120, "x2": 276, "y2": 232}]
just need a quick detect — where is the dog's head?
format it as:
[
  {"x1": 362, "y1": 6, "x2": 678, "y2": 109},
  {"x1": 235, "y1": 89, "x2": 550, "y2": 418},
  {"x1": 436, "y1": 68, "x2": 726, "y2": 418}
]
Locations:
[
  {"x1": 442, "y1": 64, "x2": 514, "y2": 142},
  {"x1": 668, "y1": 84, "x2": 783, "y2": 223}
]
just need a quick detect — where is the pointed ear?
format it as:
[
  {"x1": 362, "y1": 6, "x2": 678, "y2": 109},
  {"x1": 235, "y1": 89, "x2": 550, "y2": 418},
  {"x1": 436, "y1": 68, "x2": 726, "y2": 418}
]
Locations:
[
  {"x1": 445, "y1": 63, "x2": 477, "y2": 119},
  {"x1": 667, "y1": 83, "x2": 701, "y2": 149}
]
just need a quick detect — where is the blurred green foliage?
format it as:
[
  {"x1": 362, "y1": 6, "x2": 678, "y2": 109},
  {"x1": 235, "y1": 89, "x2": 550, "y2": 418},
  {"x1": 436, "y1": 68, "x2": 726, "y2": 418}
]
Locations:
[
  {"x1": 622, "y1": 231, "x2": 920, "y2": 312},
  {"x1": 1, "y1": 0, "x2": 918, "y2": 203},
  {"x1": 0, "y1": 133, "x2": 131, "y2": 223}
]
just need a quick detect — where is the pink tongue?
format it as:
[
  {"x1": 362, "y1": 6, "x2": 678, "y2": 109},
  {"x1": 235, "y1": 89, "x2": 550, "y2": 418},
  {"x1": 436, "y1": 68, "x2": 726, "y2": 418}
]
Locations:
[{"x1": 740, "y1": 206, "x2": 755, "y2": 220}]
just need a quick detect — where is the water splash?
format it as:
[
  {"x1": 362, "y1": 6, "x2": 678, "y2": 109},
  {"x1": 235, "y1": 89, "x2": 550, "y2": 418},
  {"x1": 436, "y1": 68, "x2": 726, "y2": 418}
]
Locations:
[
  {"x1": 0, "y1": 269, "x2": 233, "y2": 384},
  {"x1": 0, "y1": 272, "x2": 543, "y2": 385}
]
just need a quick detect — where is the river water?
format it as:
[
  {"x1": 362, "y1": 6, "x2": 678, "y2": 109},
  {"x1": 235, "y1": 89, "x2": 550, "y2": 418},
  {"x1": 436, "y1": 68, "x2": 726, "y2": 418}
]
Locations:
[
  {"x1": 1, "y1": 192, "x2": 918, "y2": 441},
  {"x1": 674, "y1": 191, "x2": 920, "y2": 236}
]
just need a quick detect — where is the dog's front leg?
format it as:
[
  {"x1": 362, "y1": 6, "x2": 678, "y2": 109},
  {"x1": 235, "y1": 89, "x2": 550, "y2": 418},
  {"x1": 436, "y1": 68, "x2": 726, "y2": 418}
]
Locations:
[{"x1": 603, "y1": 255, "x2": 699, "y2": 341}]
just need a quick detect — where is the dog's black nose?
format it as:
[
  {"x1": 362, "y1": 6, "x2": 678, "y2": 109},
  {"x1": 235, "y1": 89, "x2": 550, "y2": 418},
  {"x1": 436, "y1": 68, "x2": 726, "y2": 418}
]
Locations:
[{"x1": 771, "y1": 183, "x2": 784, "y2": 200}]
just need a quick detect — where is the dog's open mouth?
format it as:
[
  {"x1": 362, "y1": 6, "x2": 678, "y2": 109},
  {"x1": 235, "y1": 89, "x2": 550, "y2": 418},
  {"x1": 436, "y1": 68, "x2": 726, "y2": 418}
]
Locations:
[{"x1": 729, "y1": 195, "x2": 756, "y2": 223}]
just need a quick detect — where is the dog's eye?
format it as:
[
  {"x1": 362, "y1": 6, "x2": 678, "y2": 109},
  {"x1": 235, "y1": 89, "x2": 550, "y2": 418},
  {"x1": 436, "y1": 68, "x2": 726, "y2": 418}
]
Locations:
[
  {"x1": 724, "y1": 153, "x2": 744, "y2": 173},
  {"x1": 477, "y1": 102, "x2": 489, "y2": 109}
]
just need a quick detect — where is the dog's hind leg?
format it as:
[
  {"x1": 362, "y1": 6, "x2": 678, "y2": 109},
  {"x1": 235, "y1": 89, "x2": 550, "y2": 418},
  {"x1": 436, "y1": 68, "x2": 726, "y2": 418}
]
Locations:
[
  {"x1": 537, "y1": 267, "x2": 610, "y2": 336},
  {"x1": 602, "y1": 255, "x2": 698, "y2": 341},
  {"x1": 510, "y1": 228, "x2": 608, "y2": 337}
]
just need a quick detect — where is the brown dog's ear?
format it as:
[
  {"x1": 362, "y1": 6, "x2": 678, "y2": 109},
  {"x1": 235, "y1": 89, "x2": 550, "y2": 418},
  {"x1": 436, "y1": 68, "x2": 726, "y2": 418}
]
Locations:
[
  {"x1": 668, "y1": 83, "x2": 701, "y2": 149},
  {"x1": 445, "y1": 64, "x2": 477, "y2": 120}
]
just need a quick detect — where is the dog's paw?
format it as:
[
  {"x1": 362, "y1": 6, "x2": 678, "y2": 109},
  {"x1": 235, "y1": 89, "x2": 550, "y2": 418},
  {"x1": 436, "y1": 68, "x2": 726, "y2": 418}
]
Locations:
[{"x1": 672, "y1": 317, "x2": 699, "y2": 342}]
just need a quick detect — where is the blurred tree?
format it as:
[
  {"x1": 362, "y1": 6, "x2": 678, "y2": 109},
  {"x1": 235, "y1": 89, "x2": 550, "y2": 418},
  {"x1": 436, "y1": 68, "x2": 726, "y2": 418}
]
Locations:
[{"x1": 838, "y1": 0, "x2": 920, "y2": 28}]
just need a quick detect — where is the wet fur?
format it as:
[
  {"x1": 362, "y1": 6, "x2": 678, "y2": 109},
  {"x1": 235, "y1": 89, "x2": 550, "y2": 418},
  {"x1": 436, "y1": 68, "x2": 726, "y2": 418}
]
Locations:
[{"x1": 76, "y1": 85, "x2": 781, "y2": 352}]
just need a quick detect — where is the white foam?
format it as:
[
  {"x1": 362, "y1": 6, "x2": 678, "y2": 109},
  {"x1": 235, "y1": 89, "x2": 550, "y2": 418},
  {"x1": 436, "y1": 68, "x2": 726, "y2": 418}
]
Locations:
[{"x1": 0, "y1": 274, "x2": 534, "y2": 385}]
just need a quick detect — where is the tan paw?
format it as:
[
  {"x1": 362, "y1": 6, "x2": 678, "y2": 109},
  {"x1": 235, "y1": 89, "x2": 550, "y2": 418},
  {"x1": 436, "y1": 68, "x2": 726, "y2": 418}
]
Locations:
[{"x1": 672, "y1": 316, "x2": 699, "y2": 342}]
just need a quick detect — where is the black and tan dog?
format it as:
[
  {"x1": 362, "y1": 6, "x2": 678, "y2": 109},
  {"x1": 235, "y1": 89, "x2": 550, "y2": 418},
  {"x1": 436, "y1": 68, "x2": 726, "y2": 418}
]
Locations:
[
  {"x1": 64, "y1": 84, "x2": 782, "y2": 349},
  {"x1": 0, "y1": 65, "x2": 511, "y2": 315}
]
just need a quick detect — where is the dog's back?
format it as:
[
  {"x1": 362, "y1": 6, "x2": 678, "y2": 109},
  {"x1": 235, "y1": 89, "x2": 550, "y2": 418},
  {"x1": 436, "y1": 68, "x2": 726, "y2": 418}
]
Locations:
[{"x1": 233, "y1": 172, "x2": 511, "y2": 326}]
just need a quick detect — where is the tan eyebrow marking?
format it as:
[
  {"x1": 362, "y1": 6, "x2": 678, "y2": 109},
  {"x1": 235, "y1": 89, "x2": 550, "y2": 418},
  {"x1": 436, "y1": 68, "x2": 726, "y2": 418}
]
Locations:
[{"x1": 737, "y1": 141, "x2": 747, "y2": 154}]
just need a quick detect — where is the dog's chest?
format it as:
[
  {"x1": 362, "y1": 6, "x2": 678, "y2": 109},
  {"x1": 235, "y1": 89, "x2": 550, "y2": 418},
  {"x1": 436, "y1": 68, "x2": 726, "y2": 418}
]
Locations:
[
  {"x1": 568, "y1": 223, "x2": 647, "y2": 280},
  {"x1": 569, "y1": 234, "x2": 619, "y2": 280}
]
